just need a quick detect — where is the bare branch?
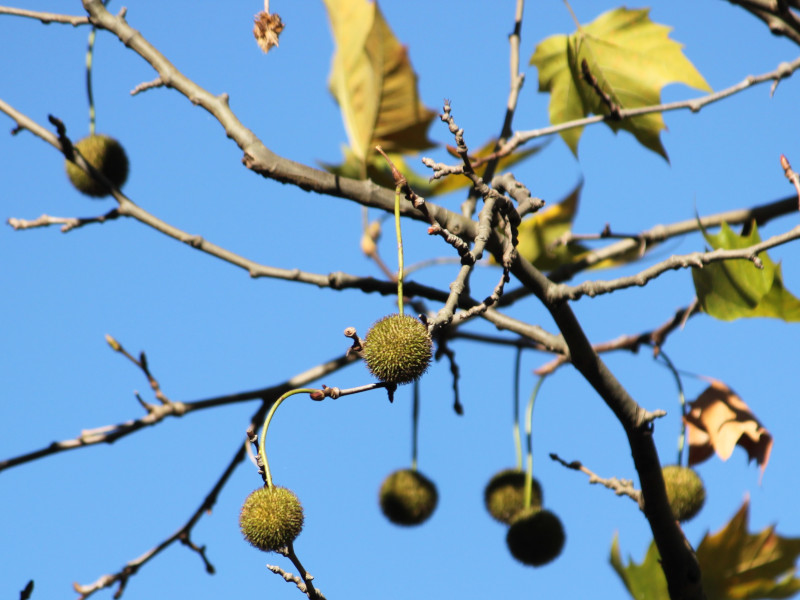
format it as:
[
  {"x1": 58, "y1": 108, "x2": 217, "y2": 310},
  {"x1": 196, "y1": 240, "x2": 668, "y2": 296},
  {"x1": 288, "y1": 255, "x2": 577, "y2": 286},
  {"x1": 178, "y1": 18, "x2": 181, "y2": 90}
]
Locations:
[
  {"x1": 452, "y1": 55, "x2": 800, "y2": 167},
  {"x1": 0, "y1": 353, "x2": 355, "y2": 473},
  {"x1": 534, "y1": 302, "x2": 701, "y2": 376},
  {"x1": 0, "y1": 6, "x2": 90, "y2": 26},
  {"x1": 74, "y1": 435, "x2": 249, "y2": 599},
  {"x1": 550, "y1": 453, "x2": 643, "y2": 508},
  {"x1": 76, "y1": 0, "x2": 476, "y2": 241},
  {"x1": 725, "y1": 0, "x2": 800, "y2": 46},
  {"x1": 7, "y1": 209, "x2": 120, "y2": 232}
]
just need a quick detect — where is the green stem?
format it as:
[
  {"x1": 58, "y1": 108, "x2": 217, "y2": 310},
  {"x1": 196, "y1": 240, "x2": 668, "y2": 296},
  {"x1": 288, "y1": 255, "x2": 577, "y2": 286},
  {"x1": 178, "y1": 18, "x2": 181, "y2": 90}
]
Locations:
[
  {"x1": 524, "y1": 376, "x2": 545, "y2": 509},
  {"x1": 411, "y1": 379, "x2": 420, "y2": 471},
  {"x1": 394, "y1": 185, "x2": 404, "y2": 316},
  {"x1": 658, "y1": 350, "x2": 686, "y2": 466},
  {"x1": 86, "y1": 26, "x2": 98, "y2": 135},
  {"x1": 258, "y1": 388, "x2": 318, "y2": 488},
  {"x1": 513, "y1": 346, "x2": 523, "y2": 470}
]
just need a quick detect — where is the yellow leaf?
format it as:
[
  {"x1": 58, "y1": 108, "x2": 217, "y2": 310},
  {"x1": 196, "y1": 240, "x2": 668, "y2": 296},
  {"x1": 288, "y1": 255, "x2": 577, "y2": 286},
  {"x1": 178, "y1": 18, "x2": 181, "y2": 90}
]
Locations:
[
  {"x1": 530, "y1": 7, "x2": 711, "y2": 159},
  {"x1": 324, "y1": 0, "x2": 435, "y2": 164}
]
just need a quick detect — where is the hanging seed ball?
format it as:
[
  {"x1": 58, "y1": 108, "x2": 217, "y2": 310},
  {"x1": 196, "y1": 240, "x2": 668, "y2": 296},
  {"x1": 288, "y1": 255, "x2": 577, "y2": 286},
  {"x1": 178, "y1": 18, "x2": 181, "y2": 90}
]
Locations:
[
  {"x1": 506, "y1": 507, "x2": 565, "y2": 567},
  {"x1": 65, "y1": 134, "x2": 129, "y2": 197},
  {"x1": 363, "y1": 314, "x2": 432, "y2": 384},
  {"x1": 379, "y1": 468, "x2": 438, "y2": 526},
  {"x1": 239, "y1": 486, "x2": 304, "y2": 552},
  {"x1": 662, "y1": 465, "x2": 706, "y2": 522},
  {"x1": 484, "y1": 468, "x2": 543, "y2": 525}
]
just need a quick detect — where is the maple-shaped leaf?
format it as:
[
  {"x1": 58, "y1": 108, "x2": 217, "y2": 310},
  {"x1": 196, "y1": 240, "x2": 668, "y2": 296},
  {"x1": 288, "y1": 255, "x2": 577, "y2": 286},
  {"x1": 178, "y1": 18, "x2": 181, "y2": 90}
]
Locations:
[
  {"x1": 696, "y1": 497, "x2": 800, "y2": 600},
  {"x1": 609, "y1": 534, "x2": 669, "y2": 600},
  {"x1": 529, "y1": 7, "x2": 711, "y2": 159},
  {"x1": 692, "y1": 221, "x2": 800, "y2": 321},
  {"x1": 684, "y1": 379, "x2": 773, "y2": 480},
  {"x1": 611, "y1": 501, "x2": 800, "y2": 600},
  {"x1": 324, "y1": 0, "x2": 435, "y2": 165}
]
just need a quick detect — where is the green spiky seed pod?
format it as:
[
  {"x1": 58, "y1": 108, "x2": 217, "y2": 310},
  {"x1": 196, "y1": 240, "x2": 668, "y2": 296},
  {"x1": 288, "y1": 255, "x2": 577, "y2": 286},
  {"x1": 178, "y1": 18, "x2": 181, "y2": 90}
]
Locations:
[
  {"x1": 379, "y1": 468, "x2": 438, "y2": 526},
  {"x1": 239, "y1": 486, "x2": 304, "y2": 552},
  {"x1": 506, "y1": 507, "x2": 565, "y2": 567},
  {"x1": 662, "y1": 465, "x2": 706, "y2": 522},
  {"x1": 363, "y1": 314, "x2": 432, "y2": 384},
  {"x1": 65, "y1": 134, "x2": 129, "y2": 197},
  {"x1": 484, "y1": 468, "x2": 543, "y2": 524}
]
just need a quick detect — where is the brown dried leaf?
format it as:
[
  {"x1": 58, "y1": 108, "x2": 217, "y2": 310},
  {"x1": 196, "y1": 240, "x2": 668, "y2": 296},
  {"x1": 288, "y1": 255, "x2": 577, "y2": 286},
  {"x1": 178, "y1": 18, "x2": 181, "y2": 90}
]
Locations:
[{"x1": 684, "y1": 379, "x2": 773, "y2": 479}]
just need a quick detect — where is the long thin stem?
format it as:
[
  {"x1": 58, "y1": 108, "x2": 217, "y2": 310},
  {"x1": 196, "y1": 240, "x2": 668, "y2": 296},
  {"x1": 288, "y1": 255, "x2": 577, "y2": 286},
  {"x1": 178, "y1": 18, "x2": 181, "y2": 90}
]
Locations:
[
  {"x1": 513, "y1": 346, "x2": 523, "y2": 470},
  {"x1": 524, "y1": 376, "x2": 545, "y2": 509},
  {"x1": 411, "y1": 379, "x2": 420, "y2": 471},
  {"x1": 258, "y1": 388, "x2": 318, "y2": 487},
  {"x1": 657, "y1": 351, "x2": 687, "y2": 466},
  {"x1": 394, "y1": 185, "x2": 404, "y2": 315},
  {"x1": 86, "y1": 26, "x2": 97, "y2": 135}
]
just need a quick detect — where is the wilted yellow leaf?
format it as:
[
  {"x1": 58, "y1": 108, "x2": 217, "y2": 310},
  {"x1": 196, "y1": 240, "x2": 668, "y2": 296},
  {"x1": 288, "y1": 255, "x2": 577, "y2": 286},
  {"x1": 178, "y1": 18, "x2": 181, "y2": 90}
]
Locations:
[
  {"x1": 696, "y1": 498, "x2": 800, "y2": 600},
  {"x1": 324, "y1": 0, "x2": 435, "y2": 164}
]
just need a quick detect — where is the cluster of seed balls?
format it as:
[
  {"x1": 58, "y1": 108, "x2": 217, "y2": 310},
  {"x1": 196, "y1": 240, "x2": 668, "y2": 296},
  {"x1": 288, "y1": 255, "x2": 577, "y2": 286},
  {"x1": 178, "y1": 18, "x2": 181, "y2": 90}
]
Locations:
[
  {"x1": 236, "y1": 313, "x2": 706, "y2": 563},
  {"x1": 484, "y1": 468, "x2": 564, "y2": 566}
]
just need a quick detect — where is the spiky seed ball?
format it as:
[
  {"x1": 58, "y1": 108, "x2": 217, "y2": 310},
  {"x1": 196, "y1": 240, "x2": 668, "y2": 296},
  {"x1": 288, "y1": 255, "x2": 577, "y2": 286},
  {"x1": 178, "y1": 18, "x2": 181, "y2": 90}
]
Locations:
[
  {"x1": 379, "y1": 468, "x2": 438, "y2": 526},
  {"x1": 363, "y1": 314, "x2": 432, "y2": 384},
  {"x1": 239, "y1": 486, "x2": 304, "y2": 552},
  {"x1": 484, "y1": 468, "x2": 543, "y2": 524},
  {"x1": 506, "y1": 507, "x2": 565, "y2": 567},
  {"x1": 65, "y1": 134, "x2": 129, "y2": 197},
  {"x1": 662, "y1": 465, "x2": 706, "y2": 522}
]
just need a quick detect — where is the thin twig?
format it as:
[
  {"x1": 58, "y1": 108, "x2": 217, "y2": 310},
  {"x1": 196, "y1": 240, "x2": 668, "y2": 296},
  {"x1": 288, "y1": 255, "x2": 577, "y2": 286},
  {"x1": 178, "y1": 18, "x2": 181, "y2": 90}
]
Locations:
[
  {"x1": 550, "y1": 453, "x2": 642, "y2": 508},
  {"x1": 74, "y1": 434, "x2": 251, "y2": 600},
  {"x1": 0, "y1": 6, "x2": 90, "y2": 26},
  {"x1": 534, "y1": 302, "x2": 701, "y2": 376}
]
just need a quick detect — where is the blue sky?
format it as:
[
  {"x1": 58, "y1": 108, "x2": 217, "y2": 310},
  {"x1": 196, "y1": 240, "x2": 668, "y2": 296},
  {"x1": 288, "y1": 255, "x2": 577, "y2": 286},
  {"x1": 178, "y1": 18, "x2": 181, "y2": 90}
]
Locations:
[{"x1": 2, "y1": 2, "x2": 800, "y2": 599}]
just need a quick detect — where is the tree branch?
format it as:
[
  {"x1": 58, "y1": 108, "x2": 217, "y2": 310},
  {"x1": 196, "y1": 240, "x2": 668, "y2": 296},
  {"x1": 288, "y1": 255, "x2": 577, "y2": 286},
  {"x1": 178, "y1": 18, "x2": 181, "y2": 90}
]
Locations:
[
  {"x1": 78, "y1": 0, "x2": 475, "y2": 239},
  {"x1": 73, "y1": 433, "x2": 251, "y2": 599},
  {"x1": 548, "y1": 224, "x2": 800, "y2": 302},
  {"x1": 0, "y1": 353, "x2": 354, "y2": 473},
  {"x1": 0, "y1": 6, "x2": 91, "y2": 26},
  {"x1": 506, "y1": 251, "x2": 704, "y2": 600}
]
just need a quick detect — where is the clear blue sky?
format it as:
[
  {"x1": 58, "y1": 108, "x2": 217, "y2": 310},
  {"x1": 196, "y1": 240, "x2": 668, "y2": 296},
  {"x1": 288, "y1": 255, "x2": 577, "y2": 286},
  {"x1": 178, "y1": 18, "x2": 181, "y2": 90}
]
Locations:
[{"x1": 2, "y1": 2, "x2": 799, "y2": 599}]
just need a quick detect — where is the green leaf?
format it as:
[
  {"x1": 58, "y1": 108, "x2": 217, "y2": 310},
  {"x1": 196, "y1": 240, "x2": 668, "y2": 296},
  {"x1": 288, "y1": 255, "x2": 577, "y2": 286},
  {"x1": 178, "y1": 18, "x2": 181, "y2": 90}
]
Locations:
[
  {"x1": 529, "y1": 7, "x2": 711, "y2": 159},
  {"x1": 691, "y1": 221, "x2": 800, "y2": 321},
  {"x1": 324, "y1": 0, "x2": 435, "y2": 164},
  {"x1": 696, "y1": 498, "x2": 800, "y2": 600},
  {"x1": 609, "y1": 534, "x2": 669, "y2": 600}
]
